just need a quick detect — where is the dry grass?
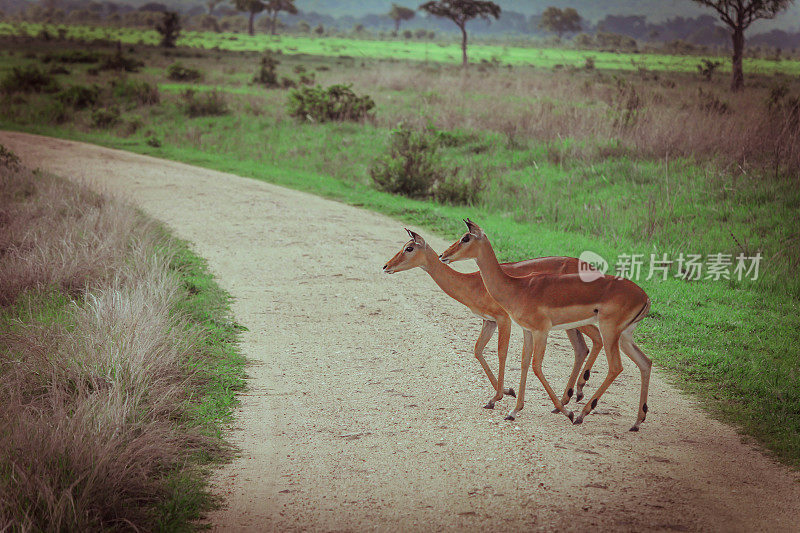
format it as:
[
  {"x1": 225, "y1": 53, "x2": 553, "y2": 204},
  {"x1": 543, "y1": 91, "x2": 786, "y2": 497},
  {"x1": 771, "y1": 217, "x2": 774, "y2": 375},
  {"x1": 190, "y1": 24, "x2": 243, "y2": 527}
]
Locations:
[
  {"x1": 0, "y1": 156, "x2": 225, "y2": 530},
  {"x1": 333, "y1": 63, "x2": 800, "y2": 175}
]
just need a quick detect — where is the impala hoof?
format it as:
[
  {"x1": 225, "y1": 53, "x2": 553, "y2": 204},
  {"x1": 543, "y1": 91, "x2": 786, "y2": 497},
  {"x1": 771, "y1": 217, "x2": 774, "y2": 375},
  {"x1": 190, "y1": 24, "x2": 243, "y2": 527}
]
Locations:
[
  {"x1": 573, "y1": 416, "x2": 583, "y2": 425},
  {"x1": 629, "y1": 426, "x2": 640, "y2": 432},
  {"x1": 484, "y1": 402, "x2": 495, "y2": 410},
  {"x1": 504, "y1": 414, "x2": 515, "y2": 421},
  {"x1": 576, "y1": 393, "x2": 584, "y2": 402},
  {"x1": 567, "y1": 411, "x2": 574, "y2": 422},
  {"x1": 551, "y1": 408, "x2": 560, "y2": 414},
  {"x1": 505, "y1": 388, "x2": 516, "y2": 398}
]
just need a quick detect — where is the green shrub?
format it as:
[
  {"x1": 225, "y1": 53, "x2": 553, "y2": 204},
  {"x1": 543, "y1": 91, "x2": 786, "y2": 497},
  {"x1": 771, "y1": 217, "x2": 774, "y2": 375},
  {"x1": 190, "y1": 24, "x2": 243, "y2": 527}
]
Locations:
[
  {"x1": 432, "y1": 172, "x2": 484, "y2": 206},
  {"x1": 180, "y1": 89, "x2": 228, "y2": 117},
  {"x1": 370, "y1": 124, "x2": 449, "y2": 198},
  {"x1": 146, "y1": 136, "x2": 162, "y2": 148},
  {"x1": 0, "y1": 65, "x2": 60, "y2": 94},
  {"x1": 697, "y1": 58, "x2": 722, "y2": 81},
  {"x1": 41, "y1": 50, "x2": 101, "y2": 64},
  {"x1": 99, "y1": 51, "x2": 144, "y2": 72},
  {"x1": 287, "y1": 84, "x2": 374, "y2": 122},
  {"x1": 91, "y1": 107, "x2": 120, "y2": 128},
  {"x1": 167, "y1": 62, "x2": 202, "y2": 81},
  {"x1": 0, "y1": 144, "x2": 21, "y2": 169},
  {"x1": 111, "y1": 78, "x2": 160, "y2": 107},
  {"x1": 57, "y1": 84, "x2": 100, "y2": 110},
  {"x1": 252, "y1": 50, "x2": 279, "y2": 87}
]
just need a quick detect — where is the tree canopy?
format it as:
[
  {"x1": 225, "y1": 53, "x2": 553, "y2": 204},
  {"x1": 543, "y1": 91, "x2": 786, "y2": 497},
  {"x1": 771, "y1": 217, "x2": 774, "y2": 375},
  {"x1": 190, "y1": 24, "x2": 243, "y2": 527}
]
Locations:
[
  {"x1": 538, "y1": 6, "x2": 582, "y2": 38},
  {"x1": 389, "y1": 3, "x2": 416, "y2": 31}
]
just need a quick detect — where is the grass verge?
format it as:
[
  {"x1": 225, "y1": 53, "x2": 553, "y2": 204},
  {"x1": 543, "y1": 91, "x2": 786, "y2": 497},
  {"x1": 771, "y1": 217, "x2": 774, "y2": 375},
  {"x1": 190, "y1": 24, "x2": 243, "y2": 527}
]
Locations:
[{"x1": 0, "y1": 150, "x2": 245, "y2": 530}]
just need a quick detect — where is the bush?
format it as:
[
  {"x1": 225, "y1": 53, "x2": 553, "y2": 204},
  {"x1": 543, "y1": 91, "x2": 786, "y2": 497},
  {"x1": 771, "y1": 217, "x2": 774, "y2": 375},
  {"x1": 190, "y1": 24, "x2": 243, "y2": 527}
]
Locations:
[
  {"x1": 156, "y1": 11, "x2": 181, "y2": 48},
  {"x1": 287, "y1": 84, "x2": 374, "y2": 122},
  {"x1": 110, "y1": 78, "x2": 160, "y2": 107},
  {"x1": 252, "y1": 50, "x2": 279, "y2": 87},
  {"x1": 697, "y1": 87, "x2": 729, "y2": 115},
  {"x1": 370, "y1": 124, "x2": 449, "y2": 198},
  {"x1": 167, "y1": 62, "x2": 202, "y2": 81},
  {"x1": 0, "y1": 65, "x2": 60, "y2": 94},
  {"x1": 432, "y1": 173, "x2": 484, "y2": 206},
  {"x1": 91, "y1": 107, "x2": 120, "y2": 128},
  {"x1": 57, "y1": 84, "x2": 100, "y2": 110},
  {"x1": 180, "y1": 89, "x2": 229, "y2": 117},
  {"x1": 99, "y1": 51, "x2": 144, "y2": 72},
  {"x1": 0, "y1": 144, "x2": 21, "y2": 170},
  {"x1": 146, "y1": 136, "x2": 162, "y2": 148},
  {"x1": 41, "y1": 50, "x2": 101, "y2": 64},
  {"x1": 697, "y1": 58, "x2": 722, "y2": 81}
]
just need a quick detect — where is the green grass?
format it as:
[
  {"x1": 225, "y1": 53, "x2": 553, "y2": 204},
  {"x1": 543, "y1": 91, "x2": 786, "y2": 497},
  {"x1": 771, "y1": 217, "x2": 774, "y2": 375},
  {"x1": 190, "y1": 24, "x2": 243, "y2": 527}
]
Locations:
[{"x1": 2, "y1": 21, "x2": 799, "y2": 75}]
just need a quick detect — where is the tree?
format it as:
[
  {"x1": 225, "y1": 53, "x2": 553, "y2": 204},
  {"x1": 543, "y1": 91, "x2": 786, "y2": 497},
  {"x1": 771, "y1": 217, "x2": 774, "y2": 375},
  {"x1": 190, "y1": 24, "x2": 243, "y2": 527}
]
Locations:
[
  {"x1": 264, "y1": 0, "x2": 297, "y2": 35},
  {"x1": 538, "y1": 6, "x2": 582, "y2": 39},
  {"x1": 206, "y1": 0, "x2": 223, "y2": 15},
  {"x1": 419, "y1": 0, "x2": 500, "y2": 66},
  {"x1": 233, "y1": 0, "x2": 265, "y2": 36},
  {"x1": 389, "y1": 3, "x2": 415, "y2": 32},
  {"x1": 691, "y1": 0, "x2": 794, "y2": 91},
  {"x1": 156, "y1": 11, "x2": 181, "y2": 47}
]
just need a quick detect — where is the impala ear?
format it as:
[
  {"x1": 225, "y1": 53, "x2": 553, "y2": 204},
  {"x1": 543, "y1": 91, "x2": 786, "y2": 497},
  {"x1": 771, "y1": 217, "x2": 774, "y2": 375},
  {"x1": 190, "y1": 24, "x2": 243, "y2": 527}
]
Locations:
[
  {"x1": 406, "y1": 228, "x2": 426, "y2": 246},
  {"x1": 464, "y1": 218, "x2": 484, "y2": 237}
]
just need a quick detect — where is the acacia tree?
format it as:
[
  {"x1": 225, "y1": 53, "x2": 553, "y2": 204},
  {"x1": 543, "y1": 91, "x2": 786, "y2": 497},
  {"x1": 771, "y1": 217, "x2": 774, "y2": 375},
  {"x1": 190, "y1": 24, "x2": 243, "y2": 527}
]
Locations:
[
  {"x1": 234, "y1": 0, "x2": 264, "y2": 35},
  {"x1": 691, "y1": 0, "x2": 794, "y2": 91},
  {"x1": 419, "y1": 0, "x2": 500, "y2": 66},
  {"x1": 538, "y1": 6, "x2": 582, "y2": 38},
  {"x1": 389, "y1": 3, "x2": 416, "y2": 31},
  {"x1": 264, "y1": 0, "x2": 297, "y2": 35}
]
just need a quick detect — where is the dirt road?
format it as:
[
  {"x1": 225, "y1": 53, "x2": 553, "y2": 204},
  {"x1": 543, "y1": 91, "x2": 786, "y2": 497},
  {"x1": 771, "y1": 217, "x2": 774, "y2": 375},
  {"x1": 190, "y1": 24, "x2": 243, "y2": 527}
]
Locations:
[{"x1": 2, "y1": 131, "x2": 798, "y2": 532}]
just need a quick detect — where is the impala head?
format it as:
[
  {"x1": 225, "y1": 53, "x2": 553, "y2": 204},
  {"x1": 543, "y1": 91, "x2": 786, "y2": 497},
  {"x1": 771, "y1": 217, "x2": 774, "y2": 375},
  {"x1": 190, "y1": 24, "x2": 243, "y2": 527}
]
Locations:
[
  {"x1": 439, "y1": 218, "x2": 485, "y2": 264},
  {"x1": 382, "y1": 229, "x2": 430, "y2": 274}
]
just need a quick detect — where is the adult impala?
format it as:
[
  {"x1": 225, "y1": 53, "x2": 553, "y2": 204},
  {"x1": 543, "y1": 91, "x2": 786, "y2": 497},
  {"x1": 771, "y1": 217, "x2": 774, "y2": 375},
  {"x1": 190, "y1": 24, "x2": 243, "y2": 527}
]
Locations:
[
  {"x1": 383, "y1": 229, "x2": 603, "y2": 410},
  {"x1": 439, "y1": 219, "x2": 652, "y2": 431}
]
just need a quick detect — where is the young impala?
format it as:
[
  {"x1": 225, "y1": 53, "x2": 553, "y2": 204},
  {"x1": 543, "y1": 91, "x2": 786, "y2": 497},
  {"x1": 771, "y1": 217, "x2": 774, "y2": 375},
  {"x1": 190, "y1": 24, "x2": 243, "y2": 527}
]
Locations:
[
  {"x1": 383, "y1": 229, "x2": 604, "y2": 410},
  {"x1": 439, "y1": 220, "x2": 652, "y2": 431}
]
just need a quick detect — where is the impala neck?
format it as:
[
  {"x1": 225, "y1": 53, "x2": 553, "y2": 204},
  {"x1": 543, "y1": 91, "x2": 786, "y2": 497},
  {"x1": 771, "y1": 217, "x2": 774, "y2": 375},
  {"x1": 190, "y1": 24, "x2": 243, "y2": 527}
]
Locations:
[
  {"x1": 420, "y1": 247, "x2": 466, "y2": 300},
  {"x1": 474, "y1": 239, "x2": 514, "y2": 305}
]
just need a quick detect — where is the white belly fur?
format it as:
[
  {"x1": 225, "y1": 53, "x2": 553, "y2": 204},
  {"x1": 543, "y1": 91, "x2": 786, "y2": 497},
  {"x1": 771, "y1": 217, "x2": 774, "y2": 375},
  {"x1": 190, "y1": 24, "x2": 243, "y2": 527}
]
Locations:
[{"x1": 550, "y1": 316, "x2": 598, "y2": 330}]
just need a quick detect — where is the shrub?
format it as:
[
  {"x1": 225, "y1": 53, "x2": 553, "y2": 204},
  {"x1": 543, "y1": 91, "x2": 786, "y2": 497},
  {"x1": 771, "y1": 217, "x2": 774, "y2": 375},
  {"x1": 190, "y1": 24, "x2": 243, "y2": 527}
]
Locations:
[
  {"x1": 110, "y1": 78, "x2": 160, "y2": 107},
  {"x1": 697, "y1": 87, "x2": 729, "y2": 115},
  {"x1": 91, "y1": 107, "x2": 120, "y2": 128},
  {"x1": 697, "y1": 58, "x2": 722, "y2": 81},
  {"x1": 287, "y1": 84, "x2": 374, "y2": 123},
  {"x1": 180, "y1": 89, "x2": 229, "y2": 117},
  {"x1": 433, "y1": 173, "x2": 484, "y2": 206},
  {"x1": 0, "y1": 144, "x2": 21, "y2": 169},
  {"x1": 57, "y1": 84, "x2": 100, "y2": 110},
  {"x1": 41, "y1": 50, "x2": 101, "y2": 64},
  {"x1": 167, "y1": 61, "x2": 202, "y2": 81},
  {"x1": 156, "y1": 11, "x2": 181, "y2": 48},
  {"x1": 584, "y1": 56, "x2": 595, "y2": 71},
  {"x1": 370, "y1": 124, "x2": 450, "y2": 198},
  {"x1": 0, "y1": 65, "x2": 60, "y2": 94},
  {"x1": 252, "y1": 50, "x2": 279, "y2": 87},
  {"x1": 99, "y1": 51, "x2": 144, "y2": 72},
  {"x1": 146, "y1": 136, "x2": 162, "y2": 148}
]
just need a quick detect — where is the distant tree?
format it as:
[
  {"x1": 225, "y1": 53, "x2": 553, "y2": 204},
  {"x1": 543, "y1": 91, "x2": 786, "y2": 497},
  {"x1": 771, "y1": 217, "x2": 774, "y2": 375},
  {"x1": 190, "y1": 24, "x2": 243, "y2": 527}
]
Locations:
[
  {"x1": 156, "y1": 11, "x2": 181, "y2": 47},
  {"x1": 264, "y1": 0, "x2": 297, "y2": 35},
  {"x1": 388, "y1": 3, "x2": 415, "y2": 31},
  {"x1": 314, "y1": 23, "x2": 324, "y2": 35},
  {"x1": 140, "y1": 2, "x2": 168, "y2": 11},
  {"x1": 296, "y1": 20, "x2": 310, "y2": 32},
  {"x1": 207, "y1": 0, "x2": 224, "y2": 15},
  {"x1": 233, "y1": 0, "x2": 264, "y2": 35},
  {"x1": 419, "y1": 0, "x2": 501, "y2": 66},
  {"x1": 538, "y1": 6, "x2": 582, "y2": 39},
  {"x1": 690, "y1": 0, "x2": 795, "y2": 90}
]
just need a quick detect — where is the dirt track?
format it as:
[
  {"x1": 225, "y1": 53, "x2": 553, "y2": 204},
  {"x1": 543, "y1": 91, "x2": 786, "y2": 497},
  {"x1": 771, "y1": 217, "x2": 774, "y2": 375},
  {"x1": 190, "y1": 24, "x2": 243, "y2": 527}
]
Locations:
[{"x1": 2, "y1": 131, "x2": 798, "y2": 532}]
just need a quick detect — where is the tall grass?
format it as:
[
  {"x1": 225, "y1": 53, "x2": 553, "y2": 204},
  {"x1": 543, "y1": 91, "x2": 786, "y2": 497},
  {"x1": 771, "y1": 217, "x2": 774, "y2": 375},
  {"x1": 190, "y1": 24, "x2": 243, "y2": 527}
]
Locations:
[{"x1": 0, "y1": 152, "x2": 244, "y2": 530}]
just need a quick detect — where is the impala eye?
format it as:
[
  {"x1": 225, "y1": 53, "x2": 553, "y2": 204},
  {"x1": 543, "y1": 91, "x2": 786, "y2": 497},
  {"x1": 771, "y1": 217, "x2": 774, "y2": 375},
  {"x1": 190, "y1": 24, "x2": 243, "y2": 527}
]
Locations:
[
  {"x1": 461, "y1": 235, "x2": 470, "y2": 243},
  {"x1": 405, "y1": 246, "x2": 414, "y2": 253}
]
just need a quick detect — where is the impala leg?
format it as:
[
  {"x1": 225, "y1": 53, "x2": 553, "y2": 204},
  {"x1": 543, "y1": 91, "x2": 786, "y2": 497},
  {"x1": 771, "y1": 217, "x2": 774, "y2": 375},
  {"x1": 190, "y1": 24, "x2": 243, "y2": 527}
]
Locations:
[
  {"x1": 473, "y1": 320, "x2": 500, "y2": 409},
  {"x1": 620, "y1": 333, "x2": 652, "y2": 432},
  {"x1": 576, "y1": 325, "x2": 603, "y2": 402},
  {"x1": 529, "y1": 330, "x2": 574, "y2": 422},
  {"x1": 496, "y1": 317, "x2": 514, "y2": 400},
  {"x1": 574, "y1": 328, "x2": 623, "y2": 425},
  {"x1": 554, "y1": 328, "x2": 589, "y2": 412},
  {"x1": 505, "y1": 329, "x2": 533, "y2": 421}
]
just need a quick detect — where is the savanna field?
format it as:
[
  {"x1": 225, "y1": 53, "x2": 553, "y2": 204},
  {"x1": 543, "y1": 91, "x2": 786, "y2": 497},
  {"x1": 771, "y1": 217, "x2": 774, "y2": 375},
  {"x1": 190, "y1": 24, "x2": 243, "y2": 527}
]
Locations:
[{"x1": 1, "y1": 17, "x2": 799, "y2": 530}]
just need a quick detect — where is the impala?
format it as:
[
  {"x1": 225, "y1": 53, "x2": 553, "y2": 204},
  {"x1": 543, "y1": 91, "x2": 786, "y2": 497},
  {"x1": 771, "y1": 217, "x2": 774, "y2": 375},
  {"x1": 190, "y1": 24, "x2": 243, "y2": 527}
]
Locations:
[
  {"x1": 383, "y1": 229, "x2": 604, "y2": 410},
  {"x1": 439, "y1": 219, "x2": 652, "y2": 431}
]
